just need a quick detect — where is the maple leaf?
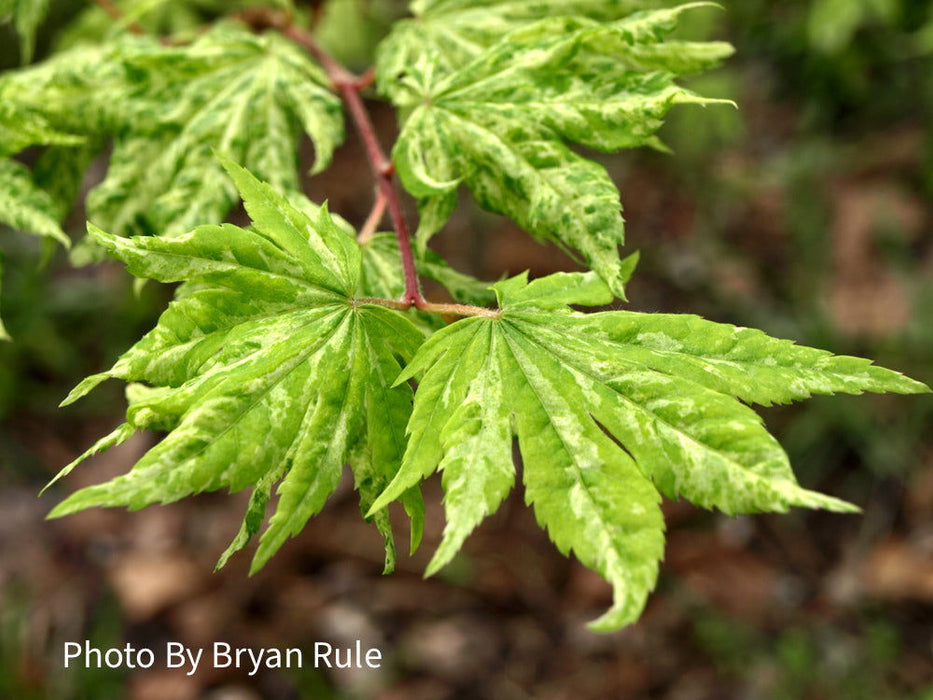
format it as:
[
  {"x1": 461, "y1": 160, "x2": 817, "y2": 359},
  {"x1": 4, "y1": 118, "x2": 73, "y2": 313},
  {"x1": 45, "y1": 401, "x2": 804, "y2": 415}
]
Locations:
[
  {"x1": 0, "y1": 23, "x2": 342, "y2": 239},
  {"x1": 87, "y1": 24, "x2": 343, "y2": 237},
  {"x1": 380, "y1": 3, "x2": 733, "y2": 296},
  {"x1": 47, "y1": 159, "x2": 423, "y2": 573},
  {"x1": 0, "y1": 159, "x2": 69, "y2": 250},
  {"x1": 0, "y1": 157, "x2": 71, "y2": 340},
  {"x1": 376, "y1": 0, "x2": 661, "y2": 82},
  {"x1": 56, "y1": 0, "x2": 295, "y2": 50},
  {"x1": 371, "y1": 271, "x2": 928, "y2": 630},
  {"x1": 0, "y1": 40, "x2": 146, "y2": 136},
  {"x1": 0, "y1": 103, "x2": 83, "y2": 157}
]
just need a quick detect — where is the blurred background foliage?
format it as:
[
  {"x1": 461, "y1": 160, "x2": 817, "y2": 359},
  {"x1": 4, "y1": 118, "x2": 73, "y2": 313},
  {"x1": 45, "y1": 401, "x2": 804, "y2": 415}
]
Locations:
[{"x1": 1, "y1": 1, "x2": 931, "y2": 698}]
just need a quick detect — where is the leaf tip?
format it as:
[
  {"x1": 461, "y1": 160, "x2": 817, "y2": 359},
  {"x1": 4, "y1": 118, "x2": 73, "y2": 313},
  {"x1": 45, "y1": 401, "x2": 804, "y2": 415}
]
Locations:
[
  {"x1": 365, "y1": 497, "x2": 389, "y2": 519},
  {"x1": 247, "y1": 553, "x2": 270, "y2": 577},
  {"x1": 216, "y1": 152, "x2": 260, "y2": 199},
  {"x1": 423, "y1": 549, "x2": 453, "y2": 579},
  {"x1": 85, "y1": 222, "x2": 118, "y2": 251},
  {"x1": 60, "y1": 372, "x2": 109, "y2": 407},
  {"x1": 45, "y1": 492, "x2": 88, "y2": 520},
  {"x1": 585, "y1": 604, "x2": 639, "y2": 634}
]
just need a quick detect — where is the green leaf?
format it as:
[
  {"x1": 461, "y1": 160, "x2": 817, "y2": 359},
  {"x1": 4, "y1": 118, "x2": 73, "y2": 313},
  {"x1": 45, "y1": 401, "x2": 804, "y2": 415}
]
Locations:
[
  {"x1": 372, "y1": 311, "x2": 664, "y2": 631},
  {"x1": 0, "y1": 157, "x2": 73, "y2": 340},
  {"x1": 48, "y1": 162, "x2": 423, "y2": 574},
  {"x1": 0, "y1": 24, "x2": 342, "y2": 237},
  {"x1": 55, "y1": 0, "x2": 297, "y2": 51},
  {"x1": 0, "y1": 159, "x2": 69, "y2": 248},
  {"x1": 377, "y1": 0, "x2": 659, "y2": 85},
  {"x1": 382, "y1": 5, "x2": 732, "y2": 296},
  {"x1": 372, "y1": 272, "x2": 928, "y2": 630},
  {"x1": 0, "y1": 103, "x2": 84, "y2": 157},
  {"x1": 0, "y1": 0, "x2": 50, "y2": 62},
  {"x1": 0, "y1": 39, "x2": 146, "y2": 135},
  {"x1": 86, "y1": 24, "x2": 343, "y2": 237}
]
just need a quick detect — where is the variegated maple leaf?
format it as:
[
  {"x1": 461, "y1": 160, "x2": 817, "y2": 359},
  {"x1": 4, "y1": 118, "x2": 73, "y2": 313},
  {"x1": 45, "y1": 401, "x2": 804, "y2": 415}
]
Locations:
[
  {"x1": 380, "y1": 2, "x2": 733, "y2": 296},
  {"x1": 47, "y1": 159, "x2": 424, "y2": 573},
  {"x1": 371, "y1": 271, "x2": 928, "y2": 629}
]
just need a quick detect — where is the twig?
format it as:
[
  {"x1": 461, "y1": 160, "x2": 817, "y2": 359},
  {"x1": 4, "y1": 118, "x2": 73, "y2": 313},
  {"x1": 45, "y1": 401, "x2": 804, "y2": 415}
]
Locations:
[
  {"x1": 358, "y1": 189, "x2": 387, "y2": 244},
  {"x1": 355, "y1": 67, "x2": 376, "y2": 91},
  {"x1": 282, "y1": 23, "x2": 425, "y2": 306},
  {"x1": 354, "y1": 298, "x2": 501, "y2": 319},
  {"x1": 416, "y1": 300, "x2": 501, "y2": 319},
  {"x1": 252, "y1": 13, "x2": 497, "y2": 317}
]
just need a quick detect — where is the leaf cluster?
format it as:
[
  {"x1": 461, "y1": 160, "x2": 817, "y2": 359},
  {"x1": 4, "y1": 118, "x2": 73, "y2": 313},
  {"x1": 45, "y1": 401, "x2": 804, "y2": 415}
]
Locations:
[
  {"x1": 0, "y1": 0, "x2": 927, "y2": 631},
  {"x1": 49, "y1": 162, "x2": 927, "y2": 629}
]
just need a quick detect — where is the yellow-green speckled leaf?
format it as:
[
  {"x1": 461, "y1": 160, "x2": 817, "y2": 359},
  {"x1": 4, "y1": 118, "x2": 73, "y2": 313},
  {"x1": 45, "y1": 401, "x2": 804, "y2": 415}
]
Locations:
[
  {"x1": 371, "y1": 271, "x2": 928, "y2": 630},
  {"x1": 381, "y1": 4, "x2": 732, "y2": 297},
  {"x1": 377, "y1": 0, "x2": 657, "y2": 81},
  {"x1": 0, "y1": 159, "x2": 69, "y2": 248},
  {"x1": 0, "y1": 157, "x2": 73, "y2": 340},
  {"x1": 47, "y1": 160, "x2": 422, "y2": 574},
  {"x1": 0, "y1": 24, "x2": 342, "y2": 239},
  {"x1": 87, "y1": 24, "x2": 343, "y2": 237}
]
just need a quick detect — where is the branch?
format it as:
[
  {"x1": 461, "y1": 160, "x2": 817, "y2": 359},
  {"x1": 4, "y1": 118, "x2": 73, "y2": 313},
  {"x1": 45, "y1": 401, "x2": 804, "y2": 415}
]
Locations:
[
  {"x1": 280, "y1": 23, "x2": 425, "y2": 306},
  {"x1": 261, "y1": 13, "x2": 497, "y2": 318}
]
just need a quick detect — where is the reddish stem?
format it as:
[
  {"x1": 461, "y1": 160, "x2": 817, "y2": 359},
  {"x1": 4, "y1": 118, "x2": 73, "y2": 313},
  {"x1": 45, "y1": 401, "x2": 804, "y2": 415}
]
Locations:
[
  {"x1": 355, "y1": 67, "x2": 377, "y2": 91},
  {"x1": 358, "y1": 189, "x2": 387, "y2": 244},
  {"x1": 283, "y1": 24, "x2": 424, "y2": 306},
  {"x1": 355, "y1": 298, "x2": 500, "y2": 319},
  {"x1": 95, "y1": 6, "x2": 493, "y2": 318},
  {"x1": 340, "y1": 85, "x2": 424, "y2": 305},
  {"x1": 94, "y1": 0, "x2": 147, "y2": 35}
]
